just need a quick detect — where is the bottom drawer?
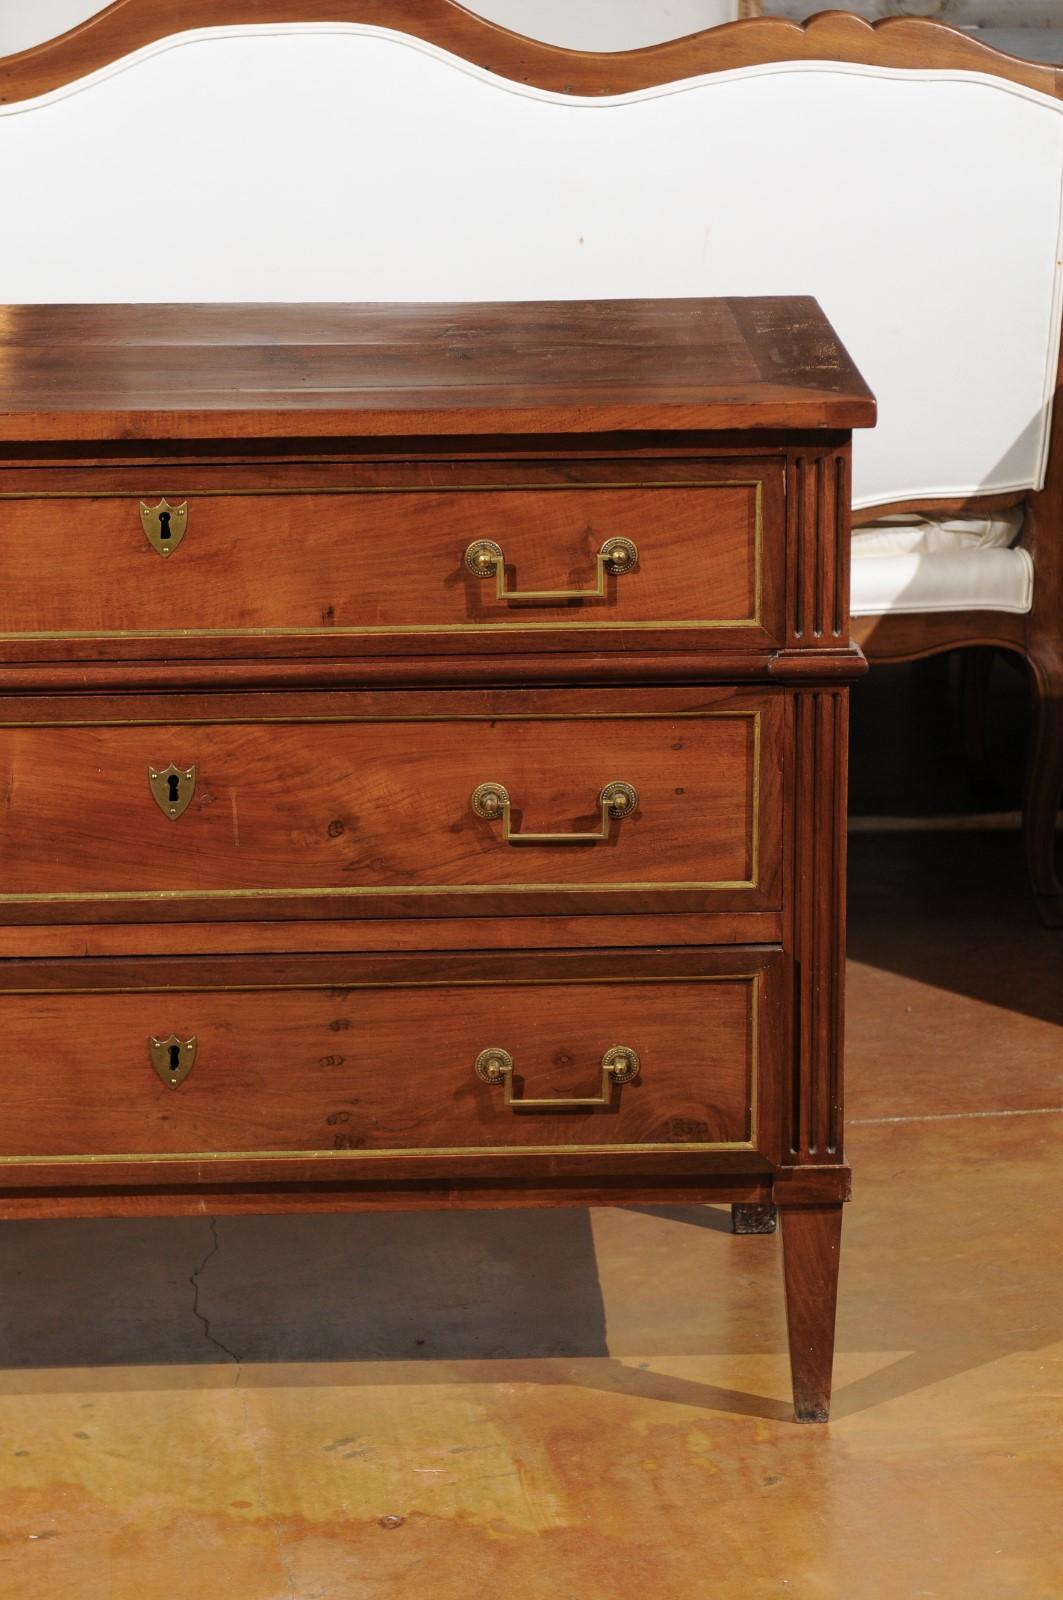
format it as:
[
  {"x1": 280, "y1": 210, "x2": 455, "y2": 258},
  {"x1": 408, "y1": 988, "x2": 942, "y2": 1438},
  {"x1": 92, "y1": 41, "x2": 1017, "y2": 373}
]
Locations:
[{"x1": 0, "y1": 948, "x2": 782, "y2": 1176}]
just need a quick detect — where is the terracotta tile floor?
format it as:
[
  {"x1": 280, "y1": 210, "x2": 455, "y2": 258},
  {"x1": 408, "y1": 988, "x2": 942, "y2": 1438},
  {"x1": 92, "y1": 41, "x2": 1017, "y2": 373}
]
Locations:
[{"x1": 1, "y1": 831, "x2": 1061, "y2": 1599}]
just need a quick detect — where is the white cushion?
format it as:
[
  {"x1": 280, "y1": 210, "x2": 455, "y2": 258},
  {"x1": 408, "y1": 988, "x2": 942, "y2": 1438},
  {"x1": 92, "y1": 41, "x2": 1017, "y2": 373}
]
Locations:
[
  {"x1": 851, "y1": 510, "x2": 1033, "y2": 616},
  {"x1": 852, "y1": 508, "x2": 1023, "y2": 558}
]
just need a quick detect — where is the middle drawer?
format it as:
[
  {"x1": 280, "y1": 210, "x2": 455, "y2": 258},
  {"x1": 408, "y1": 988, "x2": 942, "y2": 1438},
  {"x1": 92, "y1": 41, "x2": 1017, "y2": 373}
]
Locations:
[{"x1": 0, "y1": 686, "x2": 784, "y2": 921}]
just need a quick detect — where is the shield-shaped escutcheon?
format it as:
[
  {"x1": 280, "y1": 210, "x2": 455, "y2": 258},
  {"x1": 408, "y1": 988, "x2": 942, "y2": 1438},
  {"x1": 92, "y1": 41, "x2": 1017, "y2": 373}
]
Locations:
[
  {"x1": 149, "y1": 1034, "x2": 198, "y2": 1089},
  {"x1": 139, "y1": 498, "x2": 188, "y2": 556},
  {"x1": 148, "y1": 762, "x2": 196, "y2": 819}
]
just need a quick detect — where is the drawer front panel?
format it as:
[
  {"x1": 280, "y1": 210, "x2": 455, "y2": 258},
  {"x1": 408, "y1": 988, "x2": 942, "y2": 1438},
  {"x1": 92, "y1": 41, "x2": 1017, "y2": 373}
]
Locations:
[
  {"x1": 0, "y1": 691, "x2": 782, "y2": 919},
  {"x1": 0, "y1": 950, "x2": 781, "y2": 1164},
  {"x1": 0, "y1": 461, "x2": 783, "y2": 659}
]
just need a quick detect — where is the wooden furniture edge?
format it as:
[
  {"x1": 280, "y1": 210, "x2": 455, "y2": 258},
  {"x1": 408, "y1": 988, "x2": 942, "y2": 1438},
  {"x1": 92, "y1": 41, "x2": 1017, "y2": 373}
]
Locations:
[
  {"x1": 0, "y1": 1166, "x2": 851, "y2": 1217},
  {"x1": 0, "y1": 1174, "x2": 776, "y2": 1219},
  {"x1": 1, "y1": 4, "x2": 1059, "y2": 105},
  {"x1": 0, "y1": 398, "x2": 877, "y2": 442},
  {"x1": 0, "y1": 648, "x2": 869, "y2": 691},
  {"x1": 852, "y1": 611, "x2": 1027, "y2": 663}
]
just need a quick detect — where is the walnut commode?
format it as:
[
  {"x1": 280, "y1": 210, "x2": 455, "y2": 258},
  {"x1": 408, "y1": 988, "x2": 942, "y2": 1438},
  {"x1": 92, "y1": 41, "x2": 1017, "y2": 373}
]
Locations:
[{"x1": 0, "y1": 295, "x2": 874, "y2": 1421}]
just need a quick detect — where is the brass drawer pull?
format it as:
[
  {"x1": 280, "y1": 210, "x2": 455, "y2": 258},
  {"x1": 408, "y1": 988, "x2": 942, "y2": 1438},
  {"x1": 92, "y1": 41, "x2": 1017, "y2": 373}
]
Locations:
[
  {"x1": 471, "y1": 780, "x2": 637, "y2": 843},
  {"x1": 475, "y1": 1046, "x2": 640, "y2": 1109},
  {"x1": 465, "y1": 536, "x2": 637, "y2": 601},
  {"x1": 149, "y1": 1034, "x2": 197, "y2": 1089}
]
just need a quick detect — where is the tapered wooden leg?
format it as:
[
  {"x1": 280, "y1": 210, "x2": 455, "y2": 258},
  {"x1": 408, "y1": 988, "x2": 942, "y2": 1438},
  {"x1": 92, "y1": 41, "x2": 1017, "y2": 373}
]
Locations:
[
  {"x1": 780, "y1": 1203, "x2": 843, "y2": 1422},
  {"x1": 731, "y1": 1202, "x2": 777, "y2": 1234},
  {"x1": 1024, "y1": 641, "x2": 1063, "y2": 928}
]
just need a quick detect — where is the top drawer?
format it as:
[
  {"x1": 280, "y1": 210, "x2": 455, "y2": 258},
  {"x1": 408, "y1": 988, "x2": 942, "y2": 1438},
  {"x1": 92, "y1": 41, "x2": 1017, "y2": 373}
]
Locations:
[{"x1": 0, "y1": 459, "x2": 784, "y2": 662}]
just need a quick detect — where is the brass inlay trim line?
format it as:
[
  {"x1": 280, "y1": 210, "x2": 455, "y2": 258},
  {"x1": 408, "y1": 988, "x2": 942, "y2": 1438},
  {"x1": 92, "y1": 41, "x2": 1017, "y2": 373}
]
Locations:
[
  {"x1": 0, "y1": 885, "x2": 756, "y2": 901},
  {"x1": 0, "y1": 711, "x2": 760, "y2": 724},
  {"x1": 0, "y1": 483, "x2": 764, "y2": 498},
  {"x1": 0, "y1": 624, "x2": 757, "y2": 637},
  {"x1": 0, "y1": 975, "x2": 764, "y2": 994},
  {"x1": 0, "y1": 478, "x2": 764, "y2": 636},
  {"x1": 0, "y1": 973, "x2": 761, "y2": 1164},
  {"x1": 0, "y1": 709, "x2": 762, "y2": 899}
]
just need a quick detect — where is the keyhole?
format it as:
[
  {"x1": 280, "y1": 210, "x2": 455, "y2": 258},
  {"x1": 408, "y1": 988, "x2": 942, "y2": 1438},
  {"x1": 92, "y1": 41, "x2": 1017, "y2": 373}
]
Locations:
[
  {"x1": 158, "y1": 510, "x2": 171, "y2": 541},
  {"x1": 168, "y1": 1044, "x2": 181, "y2": 1073},
  {"x1": 167, "y1": 773, "x2": 181, "y2": 804}
]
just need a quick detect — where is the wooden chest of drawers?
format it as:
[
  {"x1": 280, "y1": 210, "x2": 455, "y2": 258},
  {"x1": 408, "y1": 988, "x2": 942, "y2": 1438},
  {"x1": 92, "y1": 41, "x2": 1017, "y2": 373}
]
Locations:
[{"x1": 0, "y1": 296, "x2": 874, "y2": 1422}]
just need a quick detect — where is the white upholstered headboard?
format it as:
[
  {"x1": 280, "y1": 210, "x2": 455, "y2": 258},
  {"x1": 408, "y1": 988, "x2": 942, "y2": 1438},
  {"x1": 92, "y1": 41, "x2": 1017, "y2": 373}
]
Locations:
[{"x1": 2, "y1": 10, "x2": 1063, "y2": 510}]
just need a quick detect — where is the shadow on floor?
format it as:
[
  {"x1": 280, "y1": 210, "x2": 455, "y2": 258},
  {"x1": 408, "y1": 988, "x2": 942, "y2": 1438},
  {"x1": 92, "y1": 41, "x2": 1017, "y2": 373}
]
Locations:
[
  {"x1": 0, "y1": 1206, "x2": 795, "y2": 1421},
  {"x1": 0, "y1": 1200, "x2": 752, "y2": 1372},
  {"x1": 0, "y1": 1211, "x2": 614, "y2": 1369}
]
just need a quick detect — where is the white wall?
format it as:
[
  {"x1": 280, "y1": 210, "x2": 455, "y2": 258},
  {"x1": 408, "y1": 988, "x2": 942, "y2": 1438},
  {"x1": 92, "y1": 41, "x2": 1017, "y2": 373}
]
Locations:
[
  {"x1": 0, "y1": 0, "x2": 92, "y2": 53},
  {"x1": 455, "y1": 3, "x2": 745, "y2": 49},
  {"x1": 0, "y1": 1, "x2": 745, "y2": 57}
]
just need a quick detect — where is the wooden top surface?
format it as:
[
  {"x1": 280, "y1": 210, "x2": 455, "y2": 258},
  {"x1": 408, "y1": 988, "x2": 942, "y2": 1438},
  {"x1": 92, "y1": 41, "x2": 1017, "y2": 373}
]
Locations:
[{"x1": 0, "y1": 299, "x2": 876, "y2": 443}]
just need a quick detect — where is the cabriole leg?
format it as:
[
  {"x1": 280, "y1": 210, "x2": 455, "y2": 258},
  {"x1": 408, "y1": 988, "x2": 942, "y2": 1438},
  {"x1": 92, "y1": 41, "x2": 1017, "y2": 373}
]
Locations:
[{"x1": 780, "y1": 1203, "x2": 843, "y2": 1422}]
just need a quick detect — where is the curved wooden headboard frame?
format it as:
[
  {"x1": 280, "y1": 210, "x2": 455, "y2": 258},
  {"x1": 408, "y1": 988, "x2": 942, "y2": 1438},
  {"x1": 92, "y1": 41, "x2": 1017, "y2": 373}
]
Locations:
[{"x1": 0, "y1": 2, "x2": 1060, "y2": 104}]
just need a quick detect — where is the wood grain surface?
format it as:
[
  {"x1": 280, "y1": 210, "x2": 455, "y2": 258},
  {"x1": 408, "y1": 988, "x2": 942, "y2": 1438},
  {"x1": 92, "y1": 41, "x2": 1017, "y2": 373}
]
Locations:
[
  {"x1": 0, "y1": 911, "x2": 785, "y2": 958},
  {"x1": 0, "y1": 460, "x2": 779, "y2": 654},
  {"x1": 781, "y1": 1202, "x2": 845, "y2": 1422},
  {"x1": 0, "y1": 946, "x2": 783, "y2": 1173},
  {"x1": 0, "y1": 690, "x2": 780, "y2": 916},
  {"x1": 0, "y1": 300, "x2": 876, "y2": 442},
  {"x1": 0, "y1": 976, "x2": 760, "y2": 1159}
]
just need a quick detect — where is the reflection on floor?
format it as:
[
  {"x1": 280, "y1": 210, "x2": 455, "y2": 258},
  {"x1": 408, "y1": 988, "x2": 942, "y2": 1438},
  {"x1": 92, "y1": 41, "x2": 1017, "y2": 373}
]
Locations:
[{"x1": 1, "y1": 827, "x2": 1061, "y2": 1598}]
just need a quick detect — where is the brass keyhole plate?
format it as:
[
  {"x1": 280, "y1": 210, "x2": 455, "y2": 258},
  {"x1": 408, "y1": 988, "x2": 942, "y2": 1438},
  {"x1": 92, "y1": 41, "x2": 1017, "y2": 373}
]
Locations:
[
  {"x1": 148, "y1": 1034, "x2": 197, "y2": 1089},
  {"x1": 139, "y1": 498, "x2": 189, "y2": 557},
  {"x1": 148, "y1": 762, "x2": 197, "y2": 820}
]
